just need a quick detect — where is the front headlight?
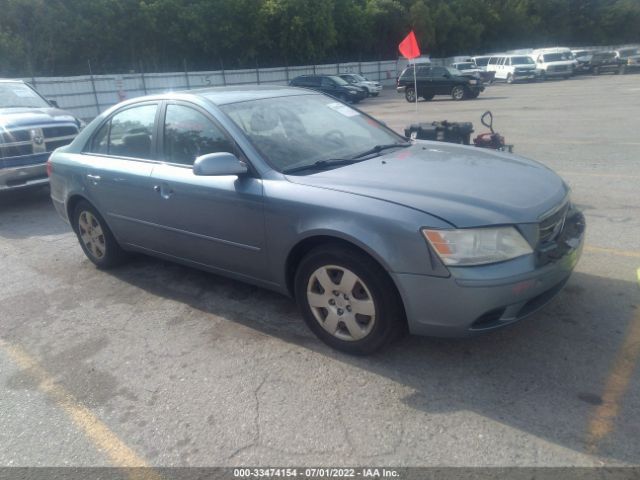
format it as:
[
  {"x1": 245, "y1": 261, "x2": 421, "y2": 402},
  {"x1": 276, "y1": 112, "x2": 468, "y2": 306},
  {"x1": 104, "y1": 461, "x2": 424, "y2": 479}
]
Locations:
[
  {"x1": 468, "y1": 79, "x2": 478, "y2": 85},
  {"x1": 422, "y1": 227, "x2": 533, "y2": 266}
]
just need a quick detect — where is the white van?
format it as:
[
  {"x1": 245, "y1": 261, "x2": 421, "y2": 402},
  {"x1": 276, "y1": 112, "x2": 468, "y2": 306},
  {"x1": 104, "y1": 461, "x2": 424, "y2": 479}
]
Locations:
[
  {"x1": 486, "y1": 54, "x2": 537, "y2": 83},
  {"x1": 530, "y1": 48, "x2": 577, "y2": 79}
]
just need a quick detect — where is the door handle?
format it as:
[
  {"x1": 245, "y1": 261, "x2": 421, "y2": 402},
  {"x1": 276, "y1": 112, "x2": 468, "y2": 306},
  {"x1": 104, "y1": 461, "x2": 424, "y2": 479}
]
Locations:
[
  {"x1": 154, "y1": 183, "x2": 174, "y2": 199},
  {"x1": 86, "y1": 173, "x2": 101, "y2": 185}
]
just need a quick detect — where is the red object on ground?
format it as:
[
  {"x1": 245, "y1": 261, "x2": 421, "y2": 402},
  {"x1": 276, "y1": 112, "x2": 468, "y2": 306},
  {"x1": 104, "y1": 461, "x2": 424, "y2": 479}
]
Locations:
[{"x1": 399, "y1": 31, "x2": 421, "y2": 59}]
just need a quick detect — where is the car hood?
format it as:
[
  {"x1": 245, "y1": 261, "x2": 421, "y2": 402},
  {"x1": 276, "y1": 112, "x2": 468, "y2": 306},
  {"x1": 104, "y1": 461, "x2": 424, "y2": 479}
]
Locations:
[
  {"x1": 285, "y1": 142, "x2": 569, "y2": 227},
  {"x1": 0, "y1": 107, "x2": 79, "y2": 129}
]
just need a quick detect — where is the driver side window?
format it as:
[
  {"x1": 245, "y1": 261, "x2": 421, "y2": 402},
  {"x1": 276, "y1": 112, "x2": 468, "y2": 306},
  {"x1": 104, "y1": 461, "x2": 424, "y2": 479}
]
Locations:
[{"x1": 163, "y1": 105, "x2": 234, "y2": 166}]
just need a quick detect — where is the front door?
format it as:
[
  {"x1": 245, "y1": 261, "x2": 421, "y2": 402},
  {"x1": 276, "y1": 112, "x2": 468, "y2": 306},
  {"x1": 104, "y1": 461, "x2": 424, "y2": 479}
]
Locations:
[{"x1": 149, "y1": 102, "x2": 268, "y2": 281}]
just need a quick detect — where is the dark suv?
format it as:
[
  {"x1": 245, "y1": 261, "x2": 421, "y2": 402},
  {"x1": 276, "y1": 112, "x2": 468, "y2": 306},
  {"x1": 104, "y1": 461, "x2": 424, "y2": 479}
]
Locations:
[
  {"x1": 589, "y1": 51, "x2": 627, "y2": 75},
  {"x1": 0, "y1": 80, "x2": 82, "y2": 191},
  {"x1": 289, "y1": 75, "x2": 367, "y2": 103},
  {"x1": 396, "y1": 65, "x2": 484, "y2": 102}
]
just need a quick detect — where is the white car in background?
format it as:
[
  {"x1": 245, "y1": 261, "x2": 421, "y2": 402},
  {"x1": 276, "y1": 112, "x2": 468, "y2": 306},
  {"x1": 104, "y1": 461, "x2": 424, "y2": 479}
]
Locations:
[
  {"x1": 338, "y1": 74, "x2": 382, "y2": 97},
  {"x1": 530, "y1": 47, "x2": 577, "y2": 80},
  {"x1": 486, "y1": 54, "x2": 538, "y2": 83}
]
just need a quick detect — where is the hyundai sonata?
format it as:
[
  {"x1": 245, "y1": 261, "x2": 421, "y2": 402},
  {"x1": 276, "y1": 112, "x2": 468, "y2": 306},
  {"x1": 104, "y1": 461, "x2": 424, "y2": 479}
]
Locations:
[{"x1": 48, "y1": 86, "x2": 584, "y2": 354}]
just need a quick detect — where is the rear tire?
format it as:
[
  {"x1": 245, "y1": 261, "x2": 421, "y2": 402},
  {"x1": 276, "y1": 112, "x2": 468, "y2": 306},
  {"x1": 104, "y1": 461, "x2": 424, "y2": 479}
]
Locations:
[
  {"x1": 294, "y1": 244, "x2": 404, "y2": 355},
  {"x1": 405, "y1": 87, "x2": 416, "y2": 103},
  {"x1": 72, "y1": 200, "x2": 127, "y2": 269}
]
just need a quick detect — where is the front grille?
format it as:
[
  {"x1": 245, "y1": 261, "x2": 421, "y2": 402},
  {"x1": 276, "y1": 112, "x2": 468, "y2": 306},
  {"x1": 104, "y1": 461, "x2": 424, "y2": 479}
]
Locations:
[
  {"x1": 46, "y1": 139, "x2": 72, "y2": 151},
  {"x1": 1, "y1": 124, "x2": 78, "y2": 160},
  {"x1": 42, "y1": 126, "x2": 78, "y2": 138},
  {"x1": 539, "y1": 201, "x2": 569, "y2": 244},
  {"x1": 0, "y1": 130, "x2": 31, "y2": 143}
]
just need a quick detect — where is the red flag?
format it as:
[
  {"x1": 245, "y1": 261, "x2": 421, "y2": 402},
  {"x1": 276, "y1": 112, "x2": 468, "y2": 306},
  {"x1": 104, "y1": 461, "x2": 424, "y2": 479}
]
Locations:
[{"x1": 399, "y1": 31, "x2": 420, "y2": 59}]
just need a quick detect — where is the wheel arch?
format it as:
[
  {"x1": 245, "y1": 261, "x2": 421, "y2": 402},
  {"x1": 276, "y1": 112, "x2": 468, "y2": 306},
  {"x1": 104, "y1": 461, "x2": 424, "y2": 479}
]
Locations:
[{"x1": 284, "y1": 233, "x2": 399, "y2": 298}]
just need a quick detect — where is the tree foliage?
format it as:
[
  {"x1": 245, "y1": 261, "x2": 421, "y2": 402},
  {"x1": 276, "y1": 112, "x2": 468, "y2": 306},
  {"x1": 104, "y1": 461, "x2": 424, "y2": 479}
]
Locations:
[{"x1": 0, "y1": 0, "x2": 638, "y2": 76}]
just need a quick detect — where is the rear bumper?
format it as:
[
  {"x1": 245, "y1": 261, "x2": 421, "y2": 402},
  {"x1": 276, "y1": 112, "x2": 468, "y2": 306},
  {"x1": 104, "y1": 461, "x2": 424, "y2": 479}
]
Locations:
[
  {"x1": 0, "y1": 162, "x2": 49, "y2": 191},
  {"x1": 393, "y1": 215, "x2": 585, "y2": 337}
]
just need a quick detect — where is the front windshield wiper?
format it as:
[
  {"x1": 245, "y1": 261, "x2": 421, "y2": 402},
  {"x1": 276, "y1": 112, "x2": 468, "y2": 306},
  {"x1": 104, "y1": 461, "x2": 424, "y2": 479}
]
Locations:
[
  {"x1": 282, "y1": 142, "x2": 412, "y2": 174},
  {"x1": 351, "y1": 142, "x2": 411, "y2": 159},
  {"x1": 283, "y1": 158, "x2": 364, "y2": 174}
]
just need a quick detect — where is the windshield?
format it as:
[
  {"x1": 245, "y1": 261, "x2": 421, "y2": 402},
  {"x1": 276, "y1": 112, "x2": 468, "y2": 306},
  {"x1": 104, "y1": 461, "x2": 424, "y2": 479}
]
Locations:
[
  {"x1": 455, "y1": 63, "x2": 475, "y2": 70},
  {"x1": 511, "y1": 56, "x2": 535, "y2": 65},
  {"x1": 220, "y1": 94, "x2": 404, "y2": 173},
  {"x1": 543, "y1": 52, "x2": 573, "y2": 62},
  {"x1": 0, "y1": 82, "x2": 50, "y2": 109},
  {"x1": 329, "y1": 76, "x2": 349, "y2": 86},
  {"x1": 618, "y1": 48, "x2": 639, "y2": 57},
  {"x1": 446, "y1": 67, "x2": 464, "y2": 76}
]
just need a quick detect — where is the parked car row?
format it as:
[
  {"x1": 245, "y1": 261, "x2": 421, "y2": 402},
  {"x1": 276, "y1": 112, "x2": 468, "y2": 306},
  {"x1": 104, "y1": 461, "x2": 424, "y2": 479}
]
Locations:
[{"x1": 288, "y1": 73, "x2": 382, "y2": 104}]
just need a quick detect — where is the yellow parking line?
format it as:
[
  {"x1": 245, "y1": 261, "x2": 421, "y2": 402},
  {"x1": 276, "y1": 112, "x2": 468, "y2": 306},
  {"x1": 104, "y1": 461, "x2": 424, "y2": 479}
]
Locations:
[
  {"x1": 0, "y1": 338, "x2": 160, "y2": 479},
  {"x1": 585, "y1": 245, "x2": 640, "y2": 259},
  {"x1": 556, "y1": 171, "x2": 640, "y2": 179},
  {"x1": 586, "y1": 272, "x2": 640, "y2": 453}
]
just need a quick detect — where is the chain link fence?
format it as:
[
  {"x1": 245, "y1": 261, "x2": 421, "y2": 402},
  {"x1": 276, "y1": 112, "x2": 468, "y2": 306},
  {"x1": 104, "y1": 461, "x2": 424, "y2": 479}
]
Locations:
[{"x1": 23, "y1": 60, "x2": 400, "y2": 120}]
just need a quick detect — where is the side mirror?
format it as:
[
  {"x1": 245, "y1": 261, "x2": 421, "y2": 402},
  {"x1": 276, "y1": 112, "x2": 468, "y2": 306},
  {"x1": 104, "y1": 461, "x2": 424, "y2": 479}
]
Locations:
[
  {"x1": 193, "y1": 152, "x2": 247, "y2": 176},
  {"x1": 48, "y1": 99, "x2": 60, "y2": 108}
]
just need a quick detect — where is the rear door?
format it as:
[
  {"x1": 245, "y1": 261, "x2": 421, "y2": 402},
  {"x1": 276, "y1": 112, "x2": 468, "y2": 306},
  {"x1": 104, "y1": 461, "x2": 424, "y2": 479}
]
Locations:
[
  {"x1": 81, "y1": 102, "x2": 162, "y2": 247},
  {"x1": 148, "y1": 101, "x2": 268, "y2": 280}
]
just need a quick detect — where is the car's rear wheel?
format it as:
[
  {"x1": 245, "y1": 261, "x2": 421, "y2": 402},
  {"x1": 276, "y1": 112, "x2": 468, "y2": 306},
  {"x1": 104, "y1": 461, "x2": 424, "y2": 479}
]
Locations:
[
  {"x1": 294, "y1": 244, "x2": 404, "y2": 355},
  {"x1": 451, "y1": 85, "x2": 465, "y2": 101},
  {"x1": 405, "y1": 87, "x2": 417, "y2": 102},
  {"x1": 73, "y1": 200, "x2": 126, "y2": 269}
]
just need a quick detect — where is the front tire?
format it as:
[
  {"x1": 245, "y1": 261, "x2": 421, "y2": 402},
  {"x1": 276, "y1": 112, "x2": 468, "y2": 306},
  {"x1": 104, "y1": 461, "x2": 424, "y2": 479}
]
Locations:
[
  {"x1": 451, "y1": 85, "x2": 465, "y2": 101},
  {"x1": 73, "y1": 200, "x2": 127, "y2": 269},
  {"x1": 506, "y1": 73, "x2": 514, "y2": 84},
  {"x1": 294, "y1": 244, "x2": 404, "y2": 355}
]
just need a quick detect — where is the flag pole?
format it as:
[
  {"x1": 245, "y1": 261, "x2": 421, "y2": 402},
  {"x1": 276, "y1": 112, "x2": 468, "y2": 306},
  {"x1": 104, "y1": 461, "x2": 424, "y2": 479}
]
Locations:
[{"x1": 413, "y1": 57, "x2": 418, "y2": 115}]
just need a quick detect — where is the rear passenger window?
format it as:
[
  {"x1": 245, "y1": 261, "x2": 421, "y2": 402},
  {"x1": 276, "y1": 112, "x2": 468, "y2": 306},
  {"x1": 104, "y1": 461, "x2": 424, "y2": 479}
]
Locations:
[
  {"x1": 86, "y1": 104, "x2": 157, "y2": 158},
  {"x1": 163, "y1": 104, "x2": 234, "y2": 165}
]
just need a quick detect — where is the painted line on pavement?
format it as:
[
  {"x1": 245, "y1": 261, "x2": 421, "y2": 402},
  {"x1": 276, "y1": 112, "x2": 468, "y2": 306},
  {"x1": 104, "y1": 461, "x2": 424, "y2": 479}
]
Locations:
[{"x1": 0, "y1": 338, "x2": 161, "y2": 479}]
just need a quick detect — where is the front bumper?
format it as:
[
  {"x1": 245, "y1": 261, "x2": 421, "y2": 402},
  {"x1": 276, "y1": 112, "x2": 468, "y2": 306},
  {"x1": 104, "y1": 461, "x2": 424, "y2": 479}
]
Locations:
[
  {"x1": 393, "y1": 212, "x2": 585, "y2": 337},
  {"x1": 0, "y1": 160, "x2": 49, "y2": 191},
  {"x1": 513, "y1": 71, "x2": 537, "y2": 80}
]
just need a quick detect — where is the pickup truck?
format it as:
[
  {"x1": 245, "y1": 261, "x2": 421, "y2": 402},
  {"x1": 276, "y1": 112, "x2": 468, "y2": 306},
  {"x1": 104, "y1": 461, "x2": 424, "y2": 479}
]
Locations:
[{"x1": 1, "y1": 80, "x2": 82, "y2": 191}]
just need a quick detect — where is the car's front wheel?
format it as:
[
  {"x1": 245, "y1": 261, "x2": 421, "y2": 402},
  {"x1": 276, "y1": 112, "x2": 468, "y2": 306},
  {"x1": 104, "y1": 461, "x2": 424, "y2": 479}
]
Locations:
[
  {"x1": 295, "y1": 244, "x2": 404, "y2": 355},
  {"x1": 405, "y1": 87, "x2": 417, "y2": 102},
  {"x1": 506, "y1": 73, "x2": 514, "y2": 84},
  {"x1": 73, "y1": 200, "x2": 127, "y2": 269},
  {"x1": 451, "y1": 85, "x2": 465, "y2": 101}
]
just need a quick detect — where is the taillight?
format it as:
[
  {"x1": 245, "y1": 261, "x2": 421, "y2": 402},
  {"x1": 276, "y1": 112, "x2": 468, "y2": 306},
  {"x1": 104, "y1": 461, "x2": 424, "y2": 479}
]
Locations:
[{"x1": 46, "y1": 159, "x2": 53, "y2": 177}]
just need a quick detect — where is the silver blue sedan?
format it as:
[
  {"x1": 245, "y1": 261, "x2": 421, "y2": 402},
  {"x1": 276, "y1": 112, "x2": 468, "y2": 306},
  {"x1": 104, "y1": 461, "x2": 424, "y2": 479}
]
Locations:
[{"x1": 48, "y1": 86, "x2": 585, "y2": 354}]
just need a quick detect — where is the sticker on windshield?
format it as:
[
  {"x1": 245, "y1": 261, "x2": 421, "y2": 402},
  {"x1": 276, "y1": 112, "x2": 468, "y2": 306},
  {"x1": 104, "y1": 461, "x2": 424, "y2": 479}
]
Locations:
[
  {"x1": 326, "y1": 102, "x2": 359, "y2": 117},
  {"x1": 12, "y1": 87, "x2": 37, "y2": 98}
]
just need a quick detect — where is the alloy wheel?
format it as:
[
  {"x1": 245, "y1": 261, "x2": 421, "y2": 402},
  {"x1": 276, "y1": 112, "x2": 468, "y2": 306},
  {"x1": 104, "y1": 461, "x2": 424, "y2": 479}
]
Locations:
[
  {"x1": 306, "y1": 265, "x2": 376, "y2": 341},
  {"x1": 78, "y1": 210, "x2": 106, "y2": 260}
]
